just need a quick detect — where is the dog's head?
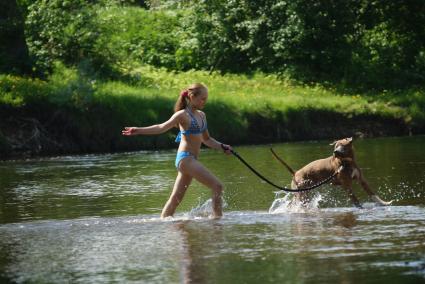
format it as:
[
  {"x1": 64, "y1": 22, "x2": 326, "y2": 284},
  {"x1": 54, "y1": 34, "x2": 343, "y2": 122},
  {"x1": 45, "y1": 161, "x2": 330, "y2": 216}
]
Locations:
[{"x1": 330, "y1": 137, "x2": 354, "y2": 159}]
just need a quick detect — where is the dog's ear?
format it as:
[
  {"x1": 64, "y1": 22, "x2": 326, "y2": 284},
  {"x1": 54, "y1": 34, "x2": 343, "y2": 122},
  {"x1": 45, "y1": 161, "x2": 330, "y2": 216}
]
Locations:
[
  {"x1": 329, "y1": 140, "x2": 337, "y2": 146},
  {"x1": 347, "y1": 137, "x2": 353, "y2": 143}
]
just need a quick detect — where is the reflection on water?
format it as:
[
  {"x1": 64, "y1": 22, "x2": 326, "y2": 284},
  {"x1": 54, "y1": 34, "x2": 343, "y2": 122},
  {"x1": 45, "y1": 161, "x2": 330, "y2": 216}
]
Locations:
[
  {"x1": 1, "y1": 205, "x2": 424, "y2": 283},
  {"x1": 1, "y1": 136, "x2": 425, "y2": 283}
]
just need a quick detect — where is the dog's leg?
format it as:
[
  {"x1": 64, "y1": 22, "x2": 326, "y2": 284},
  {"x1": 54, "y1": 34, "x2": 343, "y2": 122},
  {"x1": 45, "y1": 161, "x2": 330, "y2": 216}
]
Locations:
[
  {"x1": 290, "y1": 180, "x2": 303, "y2": 206},
  {"x1": 358, "y1": 176, "x2": 393, "y2": 206},
  {"x1": 343, "y1": 186, "x2": 363, "y2": 209}
]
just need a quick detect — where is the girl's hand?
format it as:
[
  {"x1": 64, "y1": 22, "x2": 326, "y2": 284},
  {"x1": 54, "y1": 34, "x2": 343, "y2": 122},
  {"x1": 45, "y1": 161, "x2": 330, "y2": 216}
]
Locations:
[
  {"x1": 122, "y1": 127, "x2": 138, "y2": 136},
  {"x1": 221, "y1": 144, "x2": 233, "y2": 155}
]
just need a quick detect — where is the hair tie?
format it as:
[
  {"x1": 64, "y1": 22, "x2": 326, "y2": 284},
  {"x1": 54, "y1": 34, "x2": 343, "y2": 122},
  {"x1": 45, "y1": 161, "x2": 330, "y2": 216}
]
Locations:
[{"x1": 180, "y1": 90, "x2": 189, "y2": 98}]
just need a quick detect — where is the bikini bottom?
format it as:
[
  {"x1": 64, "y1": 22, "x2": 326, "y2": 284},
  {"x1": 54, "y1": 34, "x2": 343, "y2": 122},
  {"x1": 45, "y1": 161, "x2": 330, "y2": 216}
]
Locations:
[{"x1": 175, "y1": 151, "x2": 196, "y2": 169}]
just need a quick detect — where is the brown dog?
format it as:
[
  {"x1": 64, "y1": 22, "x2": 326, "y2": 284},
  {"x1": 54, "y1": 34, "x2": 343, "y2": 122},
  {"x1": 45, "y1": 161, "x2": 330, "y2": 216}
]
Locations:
[{"x1": 271, "y1": 137, "x2": 393, "y2": 208}]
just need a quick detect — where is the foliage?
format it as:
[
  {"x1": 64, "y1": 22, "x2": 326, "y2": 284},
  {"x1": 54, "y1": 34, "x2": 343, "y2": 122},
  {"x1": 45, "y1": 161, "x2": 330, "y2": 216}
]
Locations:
[
  {"x1": 93, "y1": 6, "x2": 182, "y2": 72},
  {"x1": 0, "y1": 61, "x2": 95, "y2": 111},
  {"x1": 8, "y1": 0, "x2": 425, "y2": 90},
  {"x1": 188, "y1": 0, "x2": 358, "y2": 77},
  {"x1": 348, "y1": 1, "x2": 425, "y2": 89},
  {"x1": 25, "y1": 0, "x2": 102, "y2": 75},
  {"x1": 24, "y1": 0, "x2": 185, "y2": 77},
  {"x1": 2, "y1": 0, "x2": 425, "y2": 157},
  {"x1": 47, "y1": 61, "x2": 95, "y2": 110},
  {"x1": 0, "y1": 74, "x2": 47, "y2": 107},
  {"x1": 186, "y1": 0, "x2": 425, "y2": 89}
]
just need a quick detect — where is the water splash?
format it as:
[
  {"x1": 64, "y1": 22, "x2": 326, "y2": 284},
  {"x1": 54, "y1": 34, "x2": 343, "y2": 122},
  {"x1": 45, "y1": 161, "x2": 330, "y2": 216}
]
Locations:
[
  {"x1": 186, "y1": 198, "x2": 228, "y2": 219},
  {"x1": 268, "y1": 192, "x2": 322, "y2": 214},
  {"x1": 378, "y1": 179, "x2": 425, "y2": 204}
]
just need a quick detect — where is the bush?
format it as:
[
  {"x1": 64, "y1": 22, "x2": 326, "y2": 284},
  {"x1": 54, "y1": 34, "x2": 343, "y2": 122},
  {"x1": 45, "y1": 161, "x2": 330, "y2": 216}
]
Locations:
[
  {"x1": 25, "y1": 0, "x2": 102, "y2": 75},
  {"x1": 93, "y1": 6, "x2": 182, "y2": 71},
  {"x1": 0, "y1": 74, "x2": 48, "y2": 107},
  {"x1": 186, "y1": 0, "x2": 425, "y2": 89},
  {"x1": 47, "y1": 61, "x2": 95, "y2": 110},
  {"x1": 187, "y1": 0, "x2": 358, "y2": 76},
  {"x1": 24, "y1": 0, "x2": 185, "y2": 78},
  {"x1": 347, "y1": 1, "x2": 425, "y2": 89}
]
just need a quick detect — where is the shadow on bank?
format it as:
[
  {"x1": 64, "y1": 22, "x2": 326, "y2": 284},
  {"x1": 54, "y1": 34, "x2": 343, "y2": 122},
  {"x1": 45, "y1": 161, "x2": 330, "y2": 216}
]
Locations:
[{"x1": 0, "y1": 96, "x2": 416, "y2": 160}]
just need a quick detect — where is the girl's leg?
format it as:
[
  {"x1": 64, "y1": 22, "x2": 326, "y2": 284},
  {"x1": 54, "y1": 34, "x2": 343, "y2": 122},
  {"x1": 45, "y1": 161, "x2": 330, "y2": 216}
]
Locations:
[
  {"x1": 179, "y1": 158, "x2": 223, "y2": 218},
  {"x1": 161, "y1": 172, "x2": 193, "y2": 218}
]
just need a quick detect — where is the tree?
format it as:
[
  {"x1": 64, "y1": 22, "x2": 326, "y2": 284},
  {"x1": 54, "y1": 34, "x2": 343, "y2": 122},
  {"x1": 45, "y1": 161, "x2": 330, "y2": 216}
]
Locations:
[{"x1": 0, "y1": 0, "x2": 32, "y2": 74}]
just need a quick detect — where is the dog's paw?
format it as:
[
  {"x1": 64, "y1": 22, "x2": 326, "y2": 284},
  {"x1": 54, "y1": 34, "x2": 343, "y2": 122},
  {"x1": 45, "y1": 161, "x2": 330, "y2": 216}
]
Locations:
[{"x1": 371, "y1": 195, "x2": 393, "y2": 206}]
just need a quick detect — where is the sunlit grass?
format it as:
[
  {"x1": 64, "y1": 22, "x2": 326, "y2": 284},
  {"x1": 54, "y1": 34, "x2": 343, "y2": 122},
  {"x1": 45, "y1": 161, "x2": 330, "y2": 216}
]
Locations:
[
  {"x1": 1, "y1": 64, "x2": 422, "y2": 141},
  {"x1": 116, "y1": 65, "x2": 409, "y2": 120}
]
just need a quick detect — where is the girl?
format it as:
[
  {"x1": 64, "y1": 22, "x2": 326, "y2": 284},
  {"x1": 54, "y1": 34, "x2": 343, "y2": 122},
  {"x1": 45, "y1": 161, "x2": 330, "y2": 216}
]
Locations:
[{"x1": 122, "y1": 83, "x2": 232, "y2": 219}]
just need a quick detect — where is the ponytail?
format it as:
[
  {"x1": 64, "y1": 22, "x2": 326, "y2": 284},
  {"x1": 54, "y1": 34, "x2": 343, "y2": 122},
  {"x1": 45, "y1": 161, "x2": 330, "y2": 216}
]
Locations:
[
  {"x1": 174, "y1": 90, "x2": 189, "y2": 112},
  {"x1": 174, "y1": 83, "x2": 208, "y2": 113}
]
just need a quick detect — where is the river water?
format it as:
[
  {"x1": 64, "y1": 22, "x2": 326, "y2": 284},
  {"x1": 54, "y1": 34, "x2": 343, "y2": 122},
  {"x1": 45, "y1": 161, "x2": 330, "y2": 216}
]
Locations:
[{"x1": 0, "y1": 136, "x2": 424, "y2": 283}]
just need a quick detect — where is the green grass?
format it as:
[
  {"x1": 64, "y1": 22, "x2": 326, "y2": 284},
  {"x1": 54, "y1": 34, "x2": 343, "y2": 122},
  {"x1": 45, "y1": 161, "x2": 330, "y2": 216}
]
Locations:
[
  {"x1": 0, "y1": 63, "x2": 418, "y2": 121},
  {"x1": 1, "y1": 63, "x2": 424, "y2": 154},
  {"x1": 119, "y1": 65, "x2": 409, "y2": 119}
]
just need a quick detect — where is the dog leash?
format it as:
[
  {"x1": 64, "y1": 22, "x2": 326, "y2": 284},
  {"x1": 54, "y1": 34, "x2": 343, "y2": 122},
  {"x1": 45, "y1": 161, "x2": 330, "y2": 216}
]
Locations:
[{"x1": 221, "y1": 144, "x2": 342, "y2": 193}]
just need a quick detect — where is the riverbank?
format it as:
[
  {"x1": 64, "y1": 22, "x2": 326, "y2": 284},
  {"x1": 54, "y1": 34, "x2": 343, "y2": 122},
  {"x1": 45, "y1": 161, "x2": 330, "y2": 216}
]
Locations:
[{"x1": 1, "y1": 65, "x2": 424, "y2": 160}]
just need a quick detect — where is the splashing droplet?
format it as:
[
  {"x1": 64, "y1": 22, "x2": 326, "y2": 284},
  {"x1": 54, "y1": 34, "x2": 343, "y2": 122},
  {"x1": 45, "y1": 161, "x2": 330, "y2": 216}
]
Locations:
[{"x1": 269, "y1": 193, "x2": 322, "y2": 214}]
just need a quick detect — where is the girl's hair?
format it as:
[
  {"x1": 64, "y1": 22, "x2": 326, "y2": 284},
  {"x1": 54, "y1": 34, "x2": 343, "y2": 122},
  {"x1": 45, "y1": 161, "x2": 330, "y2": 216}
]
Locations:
[{"x1": 174, "y1": 83, "x2": 208, "y2": 112}]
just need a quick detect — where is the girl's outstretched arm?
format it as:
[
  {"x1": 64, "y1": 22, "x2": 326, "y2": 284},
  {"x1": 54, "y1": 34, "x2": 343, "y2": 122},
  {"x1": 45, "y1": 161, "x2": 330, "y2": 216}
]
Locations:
[{"x1": 122, "y1": 111, "x2": 182, "y2": 136}]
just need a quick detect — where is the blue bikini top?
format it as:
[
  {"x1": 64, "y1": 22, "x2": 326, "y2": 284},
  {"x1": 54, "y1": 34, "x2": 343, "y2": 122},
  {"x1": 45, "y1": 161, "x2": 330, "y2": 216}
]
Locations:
[{"x1": 175, "y1": 108, "x2": 207, "y2": 142}]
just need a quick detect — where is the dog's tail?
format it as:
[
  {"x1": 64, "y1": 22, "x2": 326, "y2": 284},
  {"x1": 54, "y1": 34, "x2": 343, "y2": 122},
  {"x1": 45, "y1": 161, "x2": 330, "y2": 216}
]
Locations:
[{"x1": 270, "y1": 148, "x2": 295, "y2": 176}]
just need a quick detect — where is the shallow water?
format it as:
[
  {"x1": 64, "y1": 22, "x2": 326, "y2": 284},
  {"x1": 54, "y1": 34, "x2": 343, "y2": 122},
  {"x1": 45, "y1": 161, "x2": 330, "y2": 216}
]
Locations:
[{"x1": 1, "y1": 136, "x2": 424, "y2": 283}]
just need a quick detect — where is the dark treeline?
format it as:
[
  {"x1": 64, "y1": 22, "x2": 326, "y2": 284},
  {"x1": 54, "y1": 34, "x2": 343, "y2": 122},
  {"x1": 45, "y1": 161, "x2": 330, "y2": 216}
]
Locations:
[
  {"x1": 2, "y1": 0, "x2": 425, "y2": 90},
  {"x1": 0, "y1": 1, "x2": 32, "y2": 74}
]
